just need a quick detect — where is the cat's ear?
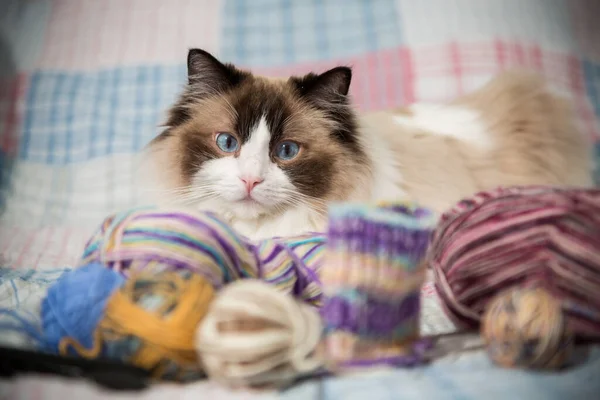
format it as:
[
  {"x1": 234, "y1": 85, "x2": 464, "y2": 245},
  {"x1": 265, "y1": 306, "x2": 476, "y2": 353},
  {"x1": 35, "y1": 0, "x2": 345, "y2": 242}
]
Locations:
[
  {"x1": 294, "y1": 66, "x2": 352, "y2": 104},
  {"x1": 187, "y1": 49, "x2": 248, "y2": 95}
]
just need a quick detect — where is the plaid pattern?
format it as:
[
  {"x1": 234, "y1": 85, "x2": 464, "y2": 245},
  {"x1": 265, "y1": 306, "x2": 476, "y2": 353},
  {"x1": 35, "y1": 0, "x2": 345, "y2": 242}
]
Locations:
[
  {"x1": 1, "y1": 0, "x2": 600, "y2": 398},
  {"x1": 14, "y1": 42, "x2": 600, "y2": 165},
  {"x1": 221, "y1": 0, "x2": 402, "y2": 66},
  {"x1": 20, "y1": 66, "x2": 183, "y2": 163}
]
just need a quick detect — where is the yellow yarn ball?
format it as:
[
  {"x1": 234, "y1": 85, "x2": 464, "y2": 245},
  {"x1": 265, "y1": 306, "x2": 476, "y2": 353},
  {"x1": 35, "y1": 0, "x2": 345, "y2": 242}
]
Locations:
[
  {"x1": 100, "y1": 270, "x2": 215, "y2": 381},
  {"x1": 481, "y1": 287, "x2": 574, "y2": 369}
]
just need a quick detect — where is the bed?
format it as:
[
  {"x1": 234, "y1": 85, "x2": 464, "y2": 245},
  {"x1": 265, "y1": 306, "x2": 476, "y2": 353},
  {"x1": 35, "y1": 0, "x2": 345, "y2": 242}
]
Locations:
[{"x1": 1, "y1": 0, "x2": 599, "y2": 398}]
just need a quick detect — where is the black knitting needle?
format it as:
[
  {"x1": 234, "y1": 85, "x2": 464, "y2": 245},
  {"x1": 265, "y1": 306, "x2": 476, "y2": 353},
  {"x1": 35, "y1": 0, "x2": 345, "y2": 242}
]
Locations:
[{"x1": 0, "y1": 345, "x2": 151, "y2": 391}]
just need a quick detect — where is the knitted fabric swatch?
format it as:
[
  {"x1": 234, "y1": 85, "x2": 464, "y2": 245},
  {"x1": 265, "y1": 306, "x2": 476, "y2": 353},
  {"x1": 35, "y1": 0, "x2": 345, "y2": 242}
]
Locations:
[{"x1": 319, "y1": 202, "x2": 436, "y2": 369}]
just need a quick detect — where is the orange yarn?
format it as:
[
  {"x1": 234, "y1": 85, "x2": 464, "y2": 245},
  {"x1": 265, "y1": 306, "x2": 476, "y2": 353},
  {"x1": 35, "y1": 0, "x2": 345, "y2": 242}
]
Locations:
[
  {"x1": 61, "y1": 270, "x2": 215, "y2": 381},
  {"x1": 59, "y1": 329, "x2": 103, "y2": 358}
]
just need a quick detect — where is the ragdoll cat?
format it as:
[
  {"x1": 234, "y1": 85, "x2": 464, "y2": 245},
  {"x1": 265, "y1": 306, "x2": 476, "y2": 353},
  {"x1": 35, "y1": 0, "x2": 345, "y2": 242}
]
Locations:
[{"x1": 143, "y1": 49, "x2": 594, "y2": 239}]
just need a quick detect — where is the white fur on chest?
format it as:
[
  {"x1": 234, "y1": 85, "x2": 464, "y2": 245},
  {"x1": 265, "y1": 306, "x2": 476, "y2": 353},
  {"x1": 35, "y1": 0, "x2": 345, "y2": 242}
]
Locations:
[
  {"x1": 393, "y1": 103, "x2": 492, "y2": 149},
  {"x1": 226, "y1": 207, "x2": 325, "y2": 240}
]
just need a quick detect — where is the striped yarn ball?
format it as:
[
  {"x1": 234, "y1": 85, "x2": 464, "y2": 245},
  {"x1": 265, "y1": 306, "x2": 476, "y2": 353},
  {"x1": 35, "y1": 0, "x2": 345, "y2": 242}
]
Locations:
[
  {"x1": 81, "y1": 207, "x2": 258, "y2": 288},
  {"x1": 80, "y1": 207, "x2": 325, "y2": 304},
  {"x1": 429, "y1": 185, "x2": 600, "y2": 339}
]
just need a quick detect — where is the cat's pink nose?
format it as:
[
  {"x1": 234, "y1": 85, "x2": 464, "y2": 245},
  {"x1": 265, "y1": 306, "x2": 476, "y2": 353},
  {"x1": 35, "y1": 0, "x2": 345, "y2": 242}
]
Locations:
[{"x1": 240, "y1": 177, "x2": 263, "y2": 193}]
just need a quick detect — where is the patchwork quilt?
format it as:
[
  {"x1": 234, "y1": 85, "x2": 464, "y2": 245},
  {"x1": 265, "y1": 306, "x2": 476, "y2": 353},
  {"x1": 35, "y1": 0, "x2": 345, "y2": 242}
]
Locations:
[{"x1": 1, "y1": 1, "x2": 599, "y2": 399}]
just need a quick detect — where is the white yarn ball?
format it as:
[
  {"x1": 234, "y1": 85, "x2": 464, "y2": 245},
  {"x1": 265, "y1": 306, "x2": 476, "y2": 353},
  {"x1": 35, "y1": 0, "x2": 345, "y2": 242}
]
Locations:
[{"x1": 196, "y1": 280, "x2": 324, "y2": 388}]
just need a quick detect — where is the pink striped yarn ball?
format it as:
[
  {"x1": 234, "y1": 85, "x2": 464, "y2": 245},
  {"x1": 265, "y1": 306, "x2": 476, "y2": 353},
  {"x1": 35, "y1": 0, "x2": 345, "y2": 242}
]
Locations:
[{"x1": 429, "y1": 185, "x2": 600, "y2": 339}]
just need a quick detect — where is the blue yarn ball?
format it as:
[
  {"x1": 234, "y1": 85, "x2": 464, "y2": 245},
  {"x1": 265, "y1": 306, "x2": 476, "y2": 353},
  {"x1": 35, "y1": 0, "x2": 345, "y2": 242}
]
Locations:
[{"x1": 41, "y1": 262, "x2": 125, "y2": 354}]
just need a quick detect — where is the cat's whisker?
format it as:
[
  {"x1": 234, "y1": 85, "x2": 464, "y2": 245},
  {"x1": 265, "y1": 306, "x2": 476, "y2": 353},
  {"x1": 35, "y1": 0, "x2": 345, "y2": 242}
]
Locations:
[
  {"x1": 172, "y1": 193, "x2": 221, "y2": 206},
  {"x1": 145, "y1": 185, "x2": 196, "y2": 194},
  {"x1": 220, "y1": 96, "x2": 238, "y2": 121},
  {"x1": 175, "y1": 192, "x2": 219, "y2": 202},
  {"x1": 282, "y1": 194, "x2": 328, "y2": 216},
  {"x1": 149, "y1": 181, "x2": 220, "y2": 194},
  {"x1": 281, "y1": 190, "x2": 330, "y2": 210},
  {"x1": 169, "y1": 186, "x2": 220, "y2": 201},
  {"x1": 164, "y1": 191, "x2": 213, "y2": 201}
]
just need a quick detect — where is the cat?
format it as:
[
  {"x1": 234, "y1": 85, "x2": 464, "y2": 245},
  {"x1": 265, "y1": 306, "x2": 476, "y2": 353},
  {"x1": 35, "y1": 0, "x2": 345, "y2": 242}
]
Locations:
[{"x1": 142, "y1": 48, "x2": 595, "y2": 240}]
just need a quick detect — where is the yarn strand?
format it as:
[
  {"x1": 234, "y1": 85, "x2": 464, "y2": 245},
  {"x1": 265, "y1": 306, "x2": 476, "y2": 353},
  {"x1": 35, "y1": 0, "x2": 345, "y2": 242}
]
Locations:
[{"x1": 59, "y1": 329, "x2": 103, "y2": 358}]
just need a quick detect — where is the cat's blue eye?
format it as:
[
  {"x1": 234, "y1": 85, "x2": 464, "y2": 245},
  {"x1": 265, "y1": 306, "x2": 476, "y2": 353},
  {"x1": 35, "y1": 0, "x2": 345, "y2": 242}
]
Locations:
[
  {"x1": 215, "y1": 132, "x2": 239, "y2": 153},
  {"x1": 275, "y1": 141, "x2": 300, "y2": 161}
]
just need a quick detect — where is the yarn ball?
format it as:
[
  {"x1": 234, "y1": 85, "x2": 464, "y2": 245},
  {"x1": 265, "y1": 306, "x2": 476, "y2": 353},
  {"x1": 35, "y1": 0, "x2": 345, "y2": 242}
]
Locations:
[
  {"x1": 94, "y1": 269, "x2": 215, "y2": 381},
  {"x1": 429, "y1": 185, "x2": 600, "y2": 339},
  {"x1": 41, "y1": 262, "x2": 125, "y2": 355},
  {"x1": 196, "y1": 280, "x2": 323, "y2": 388},
  {"x1": 80, "y1": 207, "x2": 258, "y2": 288},
  {"x1": 80, "y1": 207, "x2": 325, "y2": 305},
  {"x1": 481, "y1": 287, "x2": 574, "y2": 369}
]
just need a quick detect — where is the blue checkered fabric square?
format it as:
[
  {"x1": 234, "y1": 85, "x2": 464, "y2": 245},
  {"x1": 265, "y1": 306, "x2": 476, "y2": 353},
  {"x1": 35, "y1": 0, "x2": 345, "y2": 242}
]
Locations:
[
  {"x1": 221, "y1": 0, "x2": 402, "y2": 66},
  {"x1": 20, "y1": 65, "x2": 186, "y2": 164}
]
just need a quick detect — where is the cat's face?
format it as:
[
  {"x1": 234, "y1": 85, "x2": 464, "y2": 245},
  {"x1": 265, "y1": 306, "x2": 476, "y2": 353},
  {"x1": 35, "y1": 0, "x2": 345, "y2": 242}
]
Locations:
[{"x1": 149, "y1": 49, "x2": 367, "y2": 221}]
